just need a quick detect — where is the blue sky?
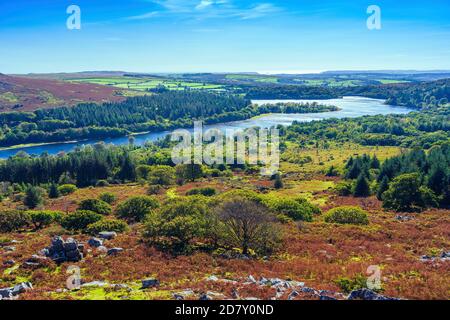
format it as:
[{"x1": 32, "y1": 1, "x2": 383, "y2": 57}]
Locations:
[{"x1": 1, "y1": 0, "x2": 449, "y2": 74}]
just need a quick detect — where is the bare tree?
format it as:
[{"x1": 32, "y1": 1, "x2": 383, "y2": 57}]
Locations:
[{"x1": 217, "y1": 198, "x2": 281, "y2": 255}]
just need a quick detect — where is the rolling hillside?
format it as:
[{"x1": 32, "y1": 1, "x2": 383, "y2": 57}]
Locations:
[{"x1": 0, "y1": 74, "x2": 126, "y2": 112}]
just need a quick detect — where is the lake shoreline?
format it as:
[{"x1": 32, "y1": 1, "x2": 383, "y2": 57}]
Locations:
[{"x1": 0, "y1": 97, "x2": 413, "y2": 158}]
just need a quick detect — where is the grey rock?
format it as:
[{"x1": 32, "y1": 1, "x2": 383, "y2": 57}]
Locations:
[
  {"x1": 207, "y1": 275, "x2": 219, "y2": 281},
  {"x1": 288, "y1": 290, "x2": 299, "y2": 300},
  {"x1": 301, "y1": 287, "x2": 318, "y2": 294},
  {"x1": 98, "y1": 231, "x2": 117, "y2": 240},
  {"x1": 0, "y1": 288, "x2": 13, "y2": 299},
  {"x1": 88, "y1": 237, "x2": 103, "y2": 248},
  {"x1": 11, "y1": 282, "x2": 33, "y2": 296},
  {"x1": 107, "y1": 247, "x2": 123, "y2": 256},
  {"x1": 0, "y1": 282, "x2": 32, "y2": 299},
  {"x1": 173, "y1": 293, "x2": 184, "y2": 300},
  {"x1": 3, "y1": 259, "x2": 15, "y2": 266},
  {"x1": 45, "y1": 236, "x2": 83, "y2": 263},
  {"x1": 97, "y1": 246, "x2": 108, "y2": 253},
  {"x1": 4, "y1": 246, "x2": 16, "y2": 252},
  {"x1": 247, "y1": 275, "x2": 256, "y2": 283},
  {"x1": 347, "y1": 289, "x2": 399, "y2": 300},
  {"x1": 63, "y1": 238, "x2": 78, "y2": 251},
  {"x1": 199, "y1": 293, "x2": 212, "y2": 300},
  {"x1": 141, "y1": 279, "x2": 160, "y2": 289},
  {"x1": 81, "y1": 281, "x2": 108, "y2": 287},
  {"x1": 320, "y1": 295, "x2": 338, "y2": 300}
]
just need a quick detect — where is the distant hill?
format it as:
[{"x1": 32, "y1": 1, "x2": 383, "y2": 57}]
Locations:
[{"x1": 0, "y1": 74, "x2": 126, "y2": 112}]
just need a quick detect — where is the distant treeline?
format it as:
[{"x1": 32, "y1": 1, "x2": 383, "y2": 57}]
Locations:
[
  {"x1": 0, "y1": 92, "x2": 250, "y2": 147},
  {"x1": 0, "y1": 93, "x2": 338, "y2": 148},
  {"x1": 283, "y1": 105, "x2": 450, "y2": 149},
  {"x1": 243, "y1": 79, "x2": 450, "y2": 109}
]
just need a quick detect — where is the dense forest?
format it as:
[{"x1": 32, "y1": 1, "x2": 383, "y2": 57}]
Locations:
[
  {"x1": 0, "y1": 92, "x2": 339, "y2": 148},
  {"x1": 283, "y1": 105, "x2": 449, "y2": 149},
  {"x1": 243, "y1": 79, "x2": 450, "y2": 109}
]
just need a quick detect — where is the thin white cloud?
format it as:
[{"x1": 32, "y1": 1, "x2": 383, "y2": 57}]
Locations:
[
  {"x1": 132, "y1": 0, "x2": 282, "y2": 20},
  {"x1": 125, "y1": 11, "x2": 159, "y2": 20}
]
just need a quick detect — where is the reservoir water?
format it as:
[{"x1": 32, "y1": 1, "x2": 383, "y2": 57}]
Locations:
[{"x1": 0, "y1": 97, "x2": 413, "y2": 158}]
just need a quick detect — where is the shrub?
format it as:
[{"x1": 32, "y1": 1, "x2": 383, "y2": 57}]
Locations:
[
  {"x1": 382, "y1": 173, "x2": 438, "y2": 212},
  {"x1": 48, "y1": 183, "x2": 60, "y2": 199},
  {"x1": 24, "y1": 186, "x2": 43, "y2": 209},
  {"x1": 335, "y1": 275, "x2": 369, "y2": 293},
  {"x1": 0, "y1": 210, "x2": 31, "y2": 233},
  {"x1": 147, "y1": 165, "x2": 175, "y2": 186},
  {"x1": 335, "y1": 181, "x2": 353, "y2": 196},
  {"x1": 95, "y1": 180, "x2": 110, "y2": 187},
  {"x1": 99, "y1": 192, "x2": 117, "y2": 204},
  {"x1": 186, "y1": 187, "x2": 217, "y2": 197},
  {"x1": 324, "y1": 206, "x2": 369, "y2": 225},
  {"x1": 86, "y1": 219, "x2": 128, "y2": 235},
  {"x1": 28, "y1": 210, "x2": 63, "y2": 230},
  {"x1": 78, "y1": 198, "x2": 112, "y2": 215},
  {"x1": 60, "y1": 210, "x2": 103, "y2": 231},
  {"x1": 147, "y1": 185, "x2": 163, "y2": 195},
  {"x1": 266, "y1": 198, "x2": 314, "y2": 222},
  {"x1": 58, "y1": 184, "x2": 77, "y2": 196},
  {"x1": 116, "y1": 196, "x2": 160, "y2": 222},
  {"x1": 143, "y1": 197, "x2": 210, "y2": 253}
]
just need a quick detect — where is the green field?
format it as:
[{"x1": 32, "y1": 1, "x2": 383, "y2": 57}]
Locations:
[{"x1": 71, "y1": 77, "x2": 225, "y2": 92}]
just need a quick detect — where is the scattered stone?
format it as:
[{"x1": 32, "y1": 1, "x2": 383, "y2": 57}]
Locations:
[
  {"x1": 111, "y1": 284, "x2": 132, "y2": 292},
  {"x1": 231, "y1": 288, "x2": 239, "y2": 299},
  {"x1": 44, "y1": 236, "x2": 83, "y2": 263},
  {"x1": 3, "y1": 259, "x2": 15, "y2": 266},
  {"x1": 395, "y1": 215, "x2": 413, "y2": 222},
  {"x1": 420, "y1": 251, "x2": 450, "y2": 263},
  {"x1": 320, "y1": 295, "x2": 337, "y2": 300},
  {"x1": 81, "y1": 281, "x2": 108, "y2": 288},
  {"x1": 4, "y1": 246, "x2": 16, "y2": 252},
  {"x1": 141, "y1": 279, "x2": 160, "y2": 289},
  {"x1": 23, "y1": 255, "x2": 49, "y2": 269},
  {"x1": 88, "y1": 238, "x2": 103, "y2": 248},
  {"x1": 347, "y1": 289, "x2": 399, "y2": 300},
  {"x1": 258, "y1": 277, "x2": 269, "y2": 285},
  {"x1": 199, "y1": 293, "x2": 211, "y2": 300},
  {"x1": 98, "y1": 231, "x2": 117, "y2": 240},
  {"x1": 97, "y1": 246, "x2": 108, "y2": 254},
  {"x1": 207, "y1": 275, "x2": 219, "y2": 282},
  {"x1": 288, "y1": 290, "x2": 299, "y2": 300},
  {"x1": 247, "y1": 275, "x2": 257, "y2": 283},
  {"x1": 173, "y1": 290, "x2": 194, "y2": 300},
  {"x1": 0, "y1": 282, "x2": 33, "y2": 300},
  {"x1": 301, "y1": 287, "x2": 318, "y2": 295},
  {"x1": 107, "y1": 247, "x2": 124, "y2": 256}
]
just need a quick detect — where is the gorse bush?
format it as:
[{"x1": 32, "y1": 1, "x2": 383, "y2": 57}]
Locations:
[
  {"x1": 28, "y1": 210, "x2": 62, "y2": 230},
  {"x1": 335, "y1": 181, "x2": 353, "y2": 196},
  {"x1": 324, "y1": 206, "x2": 369, "y2": 225},
  {"x1": 116, "y1": 196, "x2": 160, "y2": 222},
  {"x1": 265, "y1": 197, "x2": 316, "y2": 222},
  {"x1": 186, "y1": 187, "x2": 217, "y2": 197},
  {"x1": 58, "y1": 184, "x2": 77, "y2": 196},
  {"x1": 78, "y1": 198, "x2": 112, "y2": 215},
  {"x1": 99, "y1": 192, "x2": 117, "y2": 204},
  {"x1": 0, "y1": 210, "x2": 31, "y2": 232},
  {"x1": 60, "y1": 210, "x2": 103, "y2": 231},
  {"x1": 143, "y1": 197, "x2": 210, "y2": 253},
  {"x1": 382, "y1": 173, "x2": 438, "y2": 212},
  {"x1": 86, "y1": 219, "x2": 128, "y2": 235}
]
